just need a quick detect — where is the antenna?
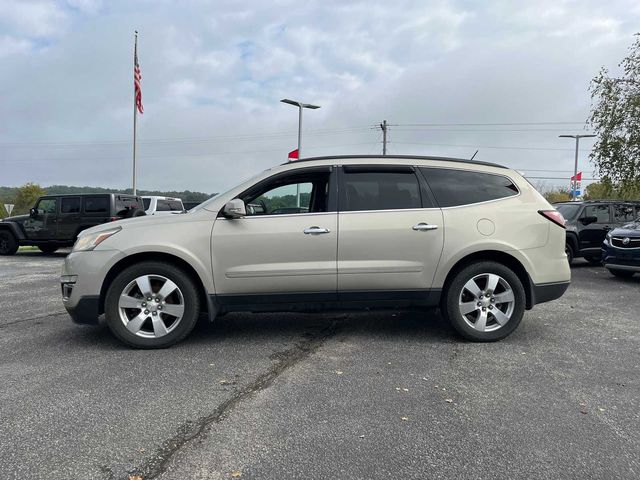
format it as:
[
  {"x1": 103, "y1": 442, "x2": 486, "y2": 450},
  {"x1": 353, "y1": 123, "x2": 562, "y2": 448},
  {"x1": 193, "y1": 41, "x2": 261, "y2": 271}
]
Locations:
[{"x1": 470, "y1": 150, "x2": 479, "y2": 161}]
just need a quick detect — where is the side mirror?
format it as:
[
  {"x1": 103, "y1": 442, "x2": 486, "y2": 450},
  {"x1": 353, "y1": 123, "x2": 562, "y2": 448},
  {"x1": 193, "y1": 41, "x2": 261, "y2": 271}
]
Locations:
[
  {"x1": 580, "y1": 215, "x2": 598, "y2": 225},
  {"x1": 29, "y1": 208, "x2": 38, "y2": 218},
  {"x1": 223, "y1": 199, "x2": 246, "y2": 218}
]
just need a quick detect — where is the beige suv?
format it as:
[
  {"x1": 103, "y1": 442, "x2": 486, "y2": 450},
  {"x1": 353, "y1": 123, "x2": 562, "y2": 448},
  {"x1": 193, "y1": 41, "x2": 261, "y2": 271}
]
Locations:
[{"x1": 61, "y1": 155, "x2": 570, "y2": 348}]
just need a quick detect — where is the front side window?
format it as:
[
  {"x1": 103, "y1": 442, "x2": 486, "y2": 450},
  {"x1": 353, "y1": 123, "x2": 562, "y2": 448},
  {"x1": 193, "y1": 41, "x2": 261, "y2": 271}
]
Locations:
[
  {"x1": 241, "y1": 170, "x2": 331, "y2": 216},
  {"x1": 37, "y1": 198, "x2": 57, "y2": 214},
  {"x1": 583, "y1": 205, "x2": 611, "y2": 223},
  {"x1": 84, "y1": 196, "x2": 109, "y2": 214},
  {"x1": 156, "y1": 200, "x2": 171, "y2": 211},
  {"x1": 61, "y1": 197, "x2": 80, "y2": 213},
  {"x1": 420, "y1": 168, "x2": 518, "y2": 207},
  {"x1": 341, "y1": 169, "x2": 422, "y2": 211}
]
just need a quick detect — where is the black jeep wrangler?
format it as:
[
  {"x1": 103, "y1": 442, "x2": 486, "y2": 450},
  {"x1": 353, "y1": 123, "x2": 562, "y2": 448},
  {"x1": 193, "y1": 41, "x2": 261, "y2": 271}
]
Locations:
[
  {"x1": 0, "y1": 194, "x2": 145, "y2": 255},
  {"x1": 554, "y1": 200, "x2": 640, "y2": 264}
]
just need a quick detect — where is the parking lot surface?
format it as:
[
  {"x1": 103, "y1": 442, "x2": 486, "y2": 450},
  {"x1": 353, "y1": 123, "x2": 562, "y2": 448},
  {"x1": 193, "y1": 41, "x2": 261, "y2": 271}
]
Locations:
[{"x1": 0, "y1": 252, "x2": 638, "y2": 479}]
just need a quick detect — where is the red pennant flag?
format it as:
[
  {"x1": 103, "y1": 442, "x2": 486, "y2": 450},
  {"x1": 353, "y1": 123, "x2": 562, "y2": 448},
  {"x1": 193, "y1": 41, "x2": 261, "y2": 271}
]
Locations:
[
  {"x1": 288, "y1": 149, "x2": 299, "y2": 161},
  {"x1": 570, "y1": 171, "x2": 582, "y2": 181}
]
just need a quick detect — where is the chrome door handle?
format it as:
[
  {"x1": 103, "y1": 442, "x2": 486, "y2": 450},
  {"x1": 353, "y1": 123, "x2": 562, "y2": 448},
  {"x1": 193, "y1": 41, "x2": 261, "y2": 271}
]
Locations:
[
  {"x1": 412, "y1": 223, "x2": 438, "y2": 231},
  {"x1": 304, "y1": 226, "x2": 330, "y2": 235}
]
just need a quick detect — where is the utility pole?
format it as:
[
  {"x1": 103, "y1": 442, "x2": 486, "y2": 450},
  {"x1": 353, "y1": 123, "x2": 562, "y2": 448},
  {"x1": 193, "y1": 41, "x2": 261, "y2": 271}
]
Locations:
[
  {"x1": 380, "y1": 120, "x2": 388, "y2": 155},
  {"x1": 559, "y1": 134, "x2": 596, "y2": 200}
]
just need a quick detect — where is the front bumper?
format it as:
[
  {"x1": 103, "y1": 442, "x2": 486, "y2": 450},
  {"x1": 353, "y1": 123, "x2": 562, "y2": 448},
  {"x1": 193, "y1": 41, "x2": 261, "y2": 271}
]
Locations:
[
  {"x1": 601, "y1": 241, "x2": 640, "y2": 271},
  {"x1": 61, "y1": 248, "x2": 125, "y2": 324}
]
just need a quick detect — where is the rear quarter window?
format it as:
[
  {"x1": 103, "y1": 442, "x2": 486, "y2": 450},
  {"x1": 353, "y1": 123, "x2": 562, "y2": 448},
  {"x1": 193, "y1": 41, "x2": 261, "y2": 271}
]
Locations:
[{"x1": 419, "y1": 167, "x2": 519, "y2": 208}]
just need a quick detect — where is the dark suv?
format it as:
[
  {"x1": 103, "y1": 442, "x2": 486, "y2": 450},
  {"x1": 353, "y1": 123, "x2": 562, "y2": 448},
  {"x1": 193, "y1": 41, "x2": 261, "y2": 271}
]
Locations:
[
  {"x1": 554, "y1": 200, "x2": 640, "y2": 264},
  {"x1": 0, "y1": 194, "x2": 145, "y2": 255}
]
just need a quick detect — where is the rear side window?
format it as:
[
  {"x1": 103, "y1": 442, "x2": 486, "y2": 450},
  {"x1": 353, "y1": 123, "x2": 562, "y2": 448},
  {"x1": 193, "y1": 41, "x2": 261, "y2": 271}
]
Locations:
[
  {"x1": 613, "y1": 204, "x2": 635, "y2": 222},
  {"x1": 114, "y1": 196, "x2": 142, "y2": 216},
  {"x1": 156, "y1": 200, "x2": 170, "y2": 211},
  {"x1": 340, "y1": 170, "x2": 422, "y2": 211},
  {"x1": 84, "y1": 196, "x2": 109, "y2": 214},
  {"x1": 61, "y1": 197, "x2": 80, "y2": 213},
  {"x1": 420, "y1": 168, "x2": 518, "y2": 207}
]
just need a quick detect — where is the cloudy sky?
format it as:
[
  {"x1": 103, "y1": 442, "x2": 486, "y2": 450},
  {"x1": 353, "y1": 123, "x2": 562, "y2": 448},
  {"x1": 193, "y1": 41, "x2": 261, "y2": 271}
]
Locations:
[{"x1": 1, "y1": 0, "x2": 639, "y2": 194}]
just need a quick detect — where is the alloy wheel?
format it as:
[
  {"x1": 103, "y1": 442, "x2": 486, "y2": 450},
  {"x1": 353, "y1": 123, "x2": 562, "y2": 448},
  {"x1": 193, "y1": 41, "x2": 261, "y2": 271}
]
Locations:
[
  {"x1": 117, "y1": 274, "x2": 185, "y2": 338},
  {"x1": 458, "y1": 273, "x2": 515, "y2": 332}
]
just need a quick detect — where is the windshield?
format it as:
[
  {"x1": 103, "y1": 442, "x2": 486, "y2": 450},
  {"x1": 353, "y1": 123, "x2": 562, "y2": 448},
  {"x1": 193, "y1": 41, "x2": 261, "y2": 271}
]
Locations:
[
  {"x1": 190, "y1": 169, "x2": 272, "y2": 212},
  {"x1": 555, "y1": 204, "x2": 581, "y2": 220}
]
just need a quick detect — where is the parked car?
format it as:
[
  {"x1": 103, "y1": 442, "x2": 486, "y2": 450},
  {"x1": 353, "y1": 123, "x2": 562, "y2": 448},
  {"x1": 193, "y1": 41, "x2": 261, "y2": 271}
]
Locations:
[
  {"x1": 0, "y1": 194, "x2": 145, "y2": 255},
  {"x1": 61, "y1": 155, "x2": 570, "y2": 348},
  {"x1": 554, "y1": 200, "x2": 640, "y2": 264},
  {"x1": 601, "y1": 218, "x2": 640, "y2": 278},
  {"x1": 142, "y1": 196, "x2": 185, "y2": 215}
]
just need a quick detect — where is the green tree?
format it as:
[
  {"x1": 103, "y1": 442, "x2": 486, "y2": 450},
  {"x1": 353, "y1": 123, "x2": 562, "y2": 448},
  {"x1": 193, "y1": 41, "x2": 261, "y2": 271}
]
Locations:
[
  {"x1": 543, "y1": 189, "x2": 572, "y2": 203},
  {"x1": 13, "y1": 183, "x2": 46, "y2": 215},
  {"x1": 588, "y1": 34, "x2": 640, "y2": 187}
]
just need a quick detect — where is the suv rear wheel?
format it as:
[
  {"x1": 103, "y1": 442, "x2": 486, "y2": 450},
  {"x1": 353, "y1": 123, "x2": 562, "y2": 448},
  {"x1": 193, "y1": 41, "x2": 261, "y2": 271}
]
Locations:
[
  {"x1": 443, "y1": 261, "x2": 526, "y2": 341},
  {"x1": 104, "y1": 261, "x2": 200, "y2": 348},
  {"x1": 0, "y1": 231, "x2": 18, "y2": 255}
]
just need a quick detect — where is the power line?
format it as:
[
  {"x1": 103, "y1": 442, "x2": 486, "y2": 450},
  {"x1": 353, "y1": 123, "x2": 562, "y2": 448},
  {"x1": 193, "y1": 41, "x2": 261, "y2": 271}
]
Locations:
[
  {"x1": 392, "y1": 141, "x2": 590, "y2": 152},
  {"x1": 391, "y1": 121, "x2": 587, "y2": 127}
]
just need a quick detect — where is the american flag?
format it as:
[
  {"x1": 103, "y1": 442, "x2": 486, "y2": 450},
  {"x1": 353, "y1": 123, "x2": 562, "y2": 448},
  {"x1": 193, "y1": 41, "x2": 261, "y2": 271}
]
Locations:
[{"x1": 134, "y1": 48, "x2": 144, "y2": 114}]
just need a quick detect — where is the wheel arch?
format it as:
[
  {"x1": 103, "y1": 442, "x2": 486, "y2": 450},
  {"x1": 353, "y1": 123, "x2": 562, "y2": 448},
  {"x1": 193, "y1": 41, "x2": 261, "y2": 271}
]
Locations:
[
  {"x1": 440, "y1": 250, "x2": 534, "y2": 310},
  {"x1": 0, "y1": 221, "x2": 25, "y2": 240},
  {"x1": 99, "y1": 252, "x2": 211, "y2": 318}
]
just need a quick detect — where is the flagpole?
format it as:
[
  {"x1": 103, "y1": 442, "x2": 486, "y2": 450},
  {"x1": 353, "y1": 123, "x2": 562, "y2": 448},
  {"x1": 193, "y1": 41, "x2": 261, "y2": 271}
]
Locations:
[{"x1": 132, "y1": 31, "x2": 138, "y2": 195}]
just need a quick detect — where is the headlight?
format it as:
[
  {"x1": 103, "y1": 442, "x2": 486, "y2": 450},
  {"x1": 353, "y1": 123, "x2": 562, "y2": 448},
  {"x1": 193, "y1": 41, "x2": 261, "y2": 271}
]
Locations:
[{"x1": 72, "y1": 227, "x2": 121, "y2": 252}]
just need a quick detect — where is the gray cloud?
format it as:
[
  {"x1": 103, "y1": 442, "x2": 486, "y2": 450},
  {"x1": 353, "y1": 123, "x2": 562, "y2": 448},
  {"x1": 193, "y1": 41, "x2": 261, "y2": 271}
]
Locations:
[{"x1": 0, "y1": 0, "x2": 638, "y2": 193}]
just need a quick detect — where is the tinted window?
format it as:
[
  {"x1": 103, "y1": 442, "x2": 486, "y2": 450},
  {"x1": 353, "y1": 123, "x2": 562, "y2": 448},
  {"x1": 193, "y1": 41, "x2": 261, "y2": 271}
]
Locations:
[
  {"x1": 420, "y1": 168, "x2": 518, "y2": 207},
  {"x1": 156, "y1": 200, "x2": 171, "y2": 211},
  {"x1": 242, "y1": 170, "x2": 331, "y2": 216},
  {"x1": 84, "y1": 196, "x2": 109, "y2": 214},
  {"x1": 37, "y1": 198, "x2": 57, "y2": 214},
  {"x1": 168, "y1": 201, "x2": 183, "y2": 211},
  {"x1": 60, "y1": 197, "x2": 80, "y2": 213},
  {"x1": 555, "y1": 204, "x2": 581, "y2": 220},
  {"x1": 143, "y1": 198, "x2": 151, "y2": 210},
  {"x1": 341, "y1": 171, "x2": 422, "y2": 211},
  {"x1": 613, "y1": 204, "x2": 635, "y2": 222},
  {"x1": 583, "y1": 205, "x2": 611, "y2": 223},
  {"x1": 114, "y1": 196, "x2": 141, "y2": 216}
]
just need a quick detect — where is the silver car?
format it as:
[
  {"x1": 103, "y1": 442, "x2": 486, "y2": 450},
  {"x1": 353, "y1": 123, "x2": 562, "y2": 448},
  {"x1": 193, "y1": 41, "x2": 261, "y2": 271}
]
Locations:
[{"x1": 61, "y1": 155, "x2": 571, "y2": 348}]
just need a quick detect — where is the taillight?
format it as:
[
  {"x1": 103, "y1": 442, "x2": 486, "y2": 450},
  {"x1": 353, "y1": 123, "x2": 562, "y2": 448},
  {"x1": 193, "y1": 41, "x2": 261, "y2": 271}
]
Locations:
[
  {"x1": 538, "y1": 210, "x2": 566, "y2": 229},
  {"x1": 109, "y1": 216, "x2": 120, "y2": 222}
]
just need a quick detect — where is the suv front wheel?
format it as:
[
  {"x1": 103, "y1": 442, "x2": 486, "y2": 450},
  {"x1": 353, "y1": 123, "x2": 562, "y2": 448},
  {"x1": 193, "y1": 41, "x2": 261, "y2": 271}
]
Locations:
[
  {"x1": 104, "y1": 261, "x2": 200, "y2": 348},
  {"x1": 443, "y1": 261, "x2": 526, "y2": 342},
  {"x1": 0, "y1": 231, "x2": 18, "y2": 255}
]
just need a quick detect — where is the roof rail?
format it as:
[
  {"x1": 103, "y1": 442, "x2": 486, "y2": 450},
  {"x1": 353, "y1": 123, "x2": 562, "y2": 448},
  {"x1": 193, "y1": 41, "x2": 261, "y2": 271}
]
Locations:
[{"x1": 281, "y1": 154, "x2": 507, "y2": 169}]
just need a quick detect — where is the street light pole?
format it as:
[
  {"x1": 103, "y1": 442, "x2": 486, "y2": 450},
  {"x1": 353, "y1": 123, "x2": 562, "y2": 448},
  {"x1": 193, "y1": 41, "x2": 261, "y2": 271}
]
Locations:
[
  {"x1": 281, "y1": 99, "x2": 321, "y2": 207},
  {"x1": 559, "y1": 134, "x2": 596, "y2": 201}
]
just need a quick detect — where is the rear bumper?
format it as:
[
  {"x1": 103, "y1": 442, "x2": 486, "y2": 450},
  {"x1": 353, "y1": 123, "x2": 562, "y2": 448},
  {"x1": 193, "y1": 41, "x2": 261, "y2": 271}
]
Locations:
[{"x1": 530, "y1": 281, "x2": 570, "y2": 307}]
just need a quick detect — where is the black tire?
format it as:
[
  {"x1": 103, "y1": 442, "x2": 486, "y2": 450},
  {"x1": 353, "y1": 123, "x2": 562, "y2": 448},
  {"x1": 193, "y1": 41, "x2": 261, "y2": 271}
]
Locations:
[
  {"x1": 584, "y1": 255, "x2": 602, "y2": 265},
  {"x1": 0, "y1": 230, "x2": 18, "y2": 255},
  {"x1": 104, "y1": 261, "x2": 200, "y2": 348},
  {"x1": 442, "y1": 261, "x2": 526, "y2": 342},
  {"x1": 608, "y1": 268, "x2": 635, "y2": 279},
  {"x1": 132, "y1": 209, "x2": 146, "y2": 217},
  {"x1": 565, "y1": 242, "x2": 574, "y2": 265},
  {"x1": 38, "y1": 244, "x2": 58, "y2": 254}
]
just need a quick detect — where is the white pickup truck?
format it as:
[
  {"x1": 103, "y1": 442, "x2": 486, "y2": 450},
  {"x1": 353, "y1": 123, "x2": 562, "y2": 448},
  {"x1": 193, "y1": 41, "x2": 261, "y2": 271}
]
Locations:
[{"x1": 141, "y1": 196, "x2": 184, "y2": 215}]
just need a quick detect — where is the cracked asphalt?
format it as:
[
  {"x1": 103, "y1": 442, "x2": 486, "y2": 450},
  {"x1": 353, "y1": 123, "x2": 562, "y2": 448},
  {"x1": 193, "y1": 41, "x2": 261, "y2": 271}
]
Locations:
[{"x1": 0, "y1": 251, "x2": 638, "y2": 479}]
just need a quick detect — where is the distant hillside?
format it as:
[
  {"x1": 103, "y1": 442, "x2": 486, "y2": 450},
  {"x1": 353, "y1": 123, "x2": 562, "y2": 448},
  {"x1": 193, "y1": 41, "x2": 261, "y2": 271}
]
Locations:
[{"x1": 0, "y1": 185, "x2": 216, "y2": 203}]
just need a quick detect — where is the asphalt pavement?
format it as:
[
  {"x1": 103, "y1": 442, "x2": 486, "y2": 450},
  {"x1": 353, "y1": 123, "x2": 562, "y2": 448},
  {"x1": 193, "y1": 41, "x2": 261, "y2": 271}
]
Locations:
[{"x1": 0, "y1": 251, "x2": 638, "y2": 479}]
